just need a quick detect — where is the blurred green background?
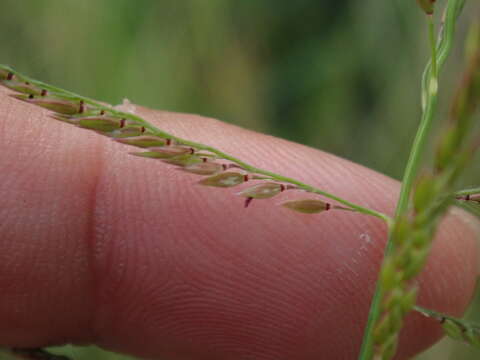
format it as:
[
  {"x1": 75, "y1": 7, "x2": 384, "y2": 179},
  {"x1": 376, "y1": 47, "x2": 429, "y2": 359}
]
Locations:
[{"x1": 1, "y1": 0, "x2": 479, "y2": 359}]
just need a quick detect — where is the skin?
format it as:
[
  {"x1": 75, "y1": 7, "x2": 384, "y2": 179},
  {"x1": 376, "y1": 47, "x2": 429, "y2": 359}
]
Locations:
[{"x1": 0, "y1": 86, "x2": 479, "y2": 360}]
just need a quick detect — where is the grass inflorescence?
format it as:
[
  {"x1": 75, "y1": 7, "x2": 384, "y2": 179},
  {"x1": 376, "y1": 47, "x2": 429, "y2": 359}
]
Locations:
[
  {"x1": 0, "y1": 1, "x2": 479, "y2": 359},
  {"x1": 359, "y1": 1, "x2": 480, "y2": 359},
  {"x1": 0, "y1": 64, "x2": 390, "y2": 223}
]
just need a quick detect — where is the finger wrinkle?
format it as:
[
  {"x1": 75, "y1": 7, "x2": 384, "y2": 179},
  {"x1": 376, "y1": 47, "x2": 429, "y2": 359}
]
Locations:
[{"x1": 80, "y1": 132, "x2": 109, "y2": 343}]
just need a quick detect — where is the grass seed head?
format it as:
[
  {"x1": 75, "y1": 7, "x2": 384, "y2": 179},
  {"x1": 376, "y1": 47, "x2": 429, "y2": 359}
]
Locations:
[
  {"x1": 182, "y1": 162, "x2": 226, "y2": 175},
  {"x1": 282, "y1": 199, "x2": 331, "y2": 214},
  {"x1": 164, "y1": 154, "x2": 203, "y2": 166},
  {"x1": 130, "y1": 151, "x2": 172, "y2": 159},
  {"x1": 0, "y1": 68, "x2": 11, "y2": 80},
  {"x1": 115, "y1": 135, "x2": 168, "y2": 148},
  {"x1": 109, "y1": 125, "x2": 147, "y2": 138},
  {"x1": 11, "y1": 94, "x2": 83, "y2": 114},
  {"x1": 1, "y1": 80, "x2": 44, "y2": 96},
  {"x1": 77, "y1": 116, "x2": 123, "y2": 132},
  {"x1": 199, "y1": 172, "x2": 247, "y2": 187},
  {"x1": 238, "y1": 182, "x2": 285, "y2": 199},
  {"x1": 148, "y1": 145, "x2": 195, "y2": 157},
  {"x1": 413, "y1": 173, "x2": 438, "y2": 213}
]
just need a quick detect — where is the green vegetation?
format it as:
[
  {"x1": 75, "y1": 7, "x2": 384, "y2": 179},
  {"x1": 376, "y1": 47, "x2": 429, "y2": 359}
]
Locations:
[{"x1": 1, "y1": 1, "x2": 479, "y2": 359}]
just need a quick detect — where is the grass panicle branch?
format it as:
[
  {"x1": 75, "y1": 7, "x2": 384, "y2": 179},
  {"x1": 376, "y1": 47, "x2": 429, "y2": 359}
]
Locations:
[
  {"x1": 370, "y1": 12, "x2": 479, "y2": 359},
  {"x1": 358, "y1": 1, "x2": 472, "y2": 359},
  {"x1": 0, "y1": 64, "x2": 391, "y2": 223},
  {"x1": 415, "y1": 305, "x2": 480, "y2": 348},
  {"x1": 456, "y1": 187, "x2": 480, "y2": 198}
]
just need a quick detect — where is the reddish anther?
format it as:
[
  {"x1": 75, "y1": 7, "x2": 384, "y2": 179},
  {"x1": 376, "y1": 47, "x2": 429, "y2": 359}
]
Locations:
[
  {"x1": 79, "y1": 101, "x2": 85, "y2": 114},
  {"x1": 244, "y1": 197, "x2": 254, "y2": 208},
  {"x1": 166, "y1": 139, "x2": 172, "y2": 146},
  {"x1": 141, "y1": 126, "x2": 145, "y2": 133},
  {"x1": 243, "y1": 174, "x2": 249, "y2": 182},
  {"x1": 119, "y1": 119, "x2": 126, "y2": 128},
  {"x1": 7, "y1": 72, "x2": 13, "y2": 80},
  {"x1": 40, "y1": 89, "x2": 47, "y2": 97},
  {"x1": 325, "y1": 203, "x2": 331, "y2": 211}
]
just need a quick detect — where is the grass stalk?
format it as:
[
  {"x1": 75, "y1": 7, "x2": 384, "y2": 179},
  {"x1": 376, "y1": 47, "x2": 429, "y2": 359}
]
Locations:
[
  {"x1": 0, "y1": 65, "x2": 391, "y2": 223},
  {"x1": 357, "y1": 1, "x2": 465, "y2": 359}
]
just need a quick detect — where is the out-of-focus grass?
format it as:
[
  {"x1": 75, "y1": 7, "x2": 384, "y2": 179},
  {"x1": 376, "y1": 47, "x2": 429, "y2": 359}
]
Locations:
[{"x1": 1, "y1": 1, "x2": 478, "y2": 359}]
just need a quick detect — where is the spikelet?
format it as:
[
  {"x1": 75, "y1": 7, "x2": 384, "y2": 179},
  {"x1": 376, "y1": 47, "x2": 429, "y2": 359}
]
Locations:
[
  {"x1": 238, "y1": 183, "x2": 285, "y2": 199},
  {"x1": 163, "y1": 154, "x2": 203, "y2": 166},
  {"x1": 0, "y1": 68, "x2": 11, "y2": 80},
  {"x1": 130, "y1": 151, "x2": 173, "y2": 159},
  {"x1": 115, "y1": 135, "x2": 169, "y2": 148},
  {"x1": 282, "y1": 199, "x2": 331, "y2": 214},
  {"x1": 75, "y1": 116, "x2": 124, "y2": 132},
  {"x1": 149, "y1": 146, "x2": 194, "y2": 156},
  {"x1": 199, "y1": 172, "x2": 247, "y2": 187},
  {"x1": 11, "y1": 94, "x2": 84, "y2": 115},
  {"x1": 110, "y1": 125, "x2": 147, "y2": 138},
  {"x1": 1, "y1": 80, "x2": 45, "y2": 96},
  {"x1": 182, "y1": 161, "x2": 226, "y2": 175}
]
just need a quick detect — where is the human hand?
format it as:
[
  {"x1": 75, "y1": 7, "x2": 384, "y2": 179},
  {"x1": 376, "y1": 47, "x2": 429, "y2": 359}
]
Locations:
[{"x1": 0, "y1": 86, "x2": 478, "y2": 360}]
